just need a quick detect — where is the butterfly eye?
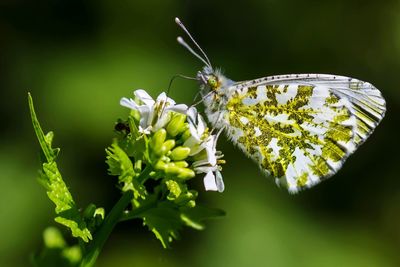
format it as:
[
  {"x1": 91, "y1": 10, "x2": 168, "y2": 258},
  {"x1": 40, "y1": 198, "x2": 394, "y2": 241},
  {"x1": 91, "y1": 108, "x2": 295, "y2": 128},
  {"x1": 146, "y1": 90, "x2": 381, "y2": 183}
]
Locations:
[{"x1": 207, "y1": 76, "x2": 219, "y2": 90}]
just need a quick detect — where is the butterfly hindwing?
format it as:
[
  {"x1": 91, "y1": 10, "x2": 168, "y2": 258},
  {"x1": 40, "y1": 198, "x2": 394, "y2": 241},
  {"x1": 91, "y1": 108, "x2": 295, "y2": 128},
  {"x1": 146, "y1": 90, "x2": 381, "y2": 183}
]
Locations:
[{"x1": 216, "y1": 74, "x2": 385, "y2": 193}]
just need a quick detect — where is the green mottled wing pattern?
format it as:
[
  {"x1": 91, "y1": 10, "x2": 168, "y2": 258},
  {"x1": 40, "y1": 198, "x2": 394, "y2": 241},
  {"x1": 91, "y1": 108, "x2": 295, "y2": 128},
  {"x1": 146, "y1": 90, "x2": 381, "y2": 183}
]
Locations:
[{"x1": 222, "y1": 74, "x2": 385, "y2": 193}]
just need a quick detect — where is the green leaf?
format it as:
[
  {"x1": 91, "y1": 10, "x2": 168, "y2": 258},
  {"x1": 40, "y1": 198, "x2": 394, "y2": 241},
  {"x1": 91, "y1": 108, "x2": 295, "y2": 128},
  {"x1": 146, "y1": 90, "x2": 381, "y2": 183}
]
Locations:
[
  {"x1": 140, "y1": 201, "x2": 225, "y2": 248},
  {"x1": 42, "y1": 162, "x2": 92, "y2": 242},
  {"x1": 141, "y1": 202, "x2": 183, "y2": 249},
  {"x1": 106, "y1": 142, "x2": 146, "y2": 199},
  {"x1": 29, "y1": 93, "x2": 92, "y2": 242},
  {"x1": 28, "y1": 93, "x2": 59, "y2": 163},
  {"x1": 105, "y1": 143, "x2": 134, "y2": 178}
]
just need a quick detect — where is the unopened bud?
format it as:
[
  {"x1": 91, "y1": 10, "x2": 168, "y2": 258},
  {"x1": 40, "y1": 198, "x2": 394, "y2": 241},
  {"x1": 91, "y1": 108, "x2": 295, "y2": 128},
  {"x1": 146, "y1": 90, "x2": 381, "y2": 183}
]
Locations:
[
  {"x1": 167, "y1": 114, "x2": 186, "y2": 137},
  {"x1": 150, "y1": 129, "x2": 167, "y2": 156},
  {"x1": 181, "y1": 128, "x2": 192, "y2": 142},
  {"x1": 176, "y1": 168, "x2": 195, "y2": 180},
  {"x1": 163, "y1": 139, "x2": 176, "y2": 152},
  {"x1": 170, "y1": 146, "x2": 191, "y2": 161},
  {"x1": 174, "y1": 161, "x2": 189, "y2": 168}
]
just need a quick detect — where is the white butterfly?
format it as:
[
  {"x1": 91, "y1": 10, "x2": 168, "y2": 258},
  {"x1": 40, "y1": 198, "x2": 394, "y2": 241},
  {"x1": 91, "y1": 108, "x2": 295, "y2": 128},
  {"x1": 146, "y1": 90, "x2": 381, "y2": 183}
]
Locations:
[{"x1": 175, "y1": 18, "x2": 386, "y2": 193}]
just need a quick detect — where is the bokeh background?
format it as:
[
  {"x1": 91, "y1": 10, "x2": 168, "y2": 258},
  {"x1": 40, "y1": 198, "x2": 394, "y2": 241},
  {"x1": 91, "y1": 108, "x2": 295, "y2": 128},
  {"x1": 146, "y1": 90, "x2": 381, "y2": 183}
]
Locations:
[{"x1": 1, "y1": 0, "x2": 400, "y2": 266}]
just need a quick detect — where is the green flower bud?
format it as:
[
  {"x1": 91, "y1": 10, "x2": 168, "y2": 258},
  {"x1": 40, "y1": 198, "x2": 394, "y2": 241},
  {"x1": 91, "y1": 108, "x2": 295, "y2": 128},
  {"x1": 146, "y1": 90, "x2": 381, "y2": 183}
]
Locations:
[
  {"x1": 170, "y1": 146, "x2": 191, "y2": 161},
  {"x1": 164, "y1": 163, "x2": 181, "y2": 175},
  {"x1": 150, "y1": 129, "x2": 167, "y2": 156},
  {"x1": 186, "y1": 200, "x2": 196, "y2": 208},
  {"x1": 181, "y1": 128, "x2": 192, "y2": 142},
  {"x1": 163, "y1": 139, "x2": 176, "y2": 152},
  {"x1": 176, "y1": 168, "x2": 195, "y2": 180},
  {"x1": 161, "y1": 155, "x2": 171, "y2": 163},
  {"x1": 192, "y1": 148, "x2": 207, "y2": 162},
  {"x1": 154, "y1": 160, "x2": 167, "y2": 171},
  {"x1": 174, "y1": 161, "x2": 189, "y2": 168},
  {"x1": 167, "y1": 114, "x2": 186, "y2": 137}
]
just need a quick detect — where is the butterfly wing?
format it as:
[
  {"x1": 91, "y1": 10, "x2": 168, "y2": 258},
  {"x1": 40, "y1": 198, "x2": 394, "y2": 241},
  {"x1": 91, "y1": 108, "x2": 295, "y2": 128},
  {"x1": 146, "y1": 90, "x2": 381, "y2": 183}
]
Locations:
[{"x1": 223, "y1": 74, "x2": 385, "y2": 193}]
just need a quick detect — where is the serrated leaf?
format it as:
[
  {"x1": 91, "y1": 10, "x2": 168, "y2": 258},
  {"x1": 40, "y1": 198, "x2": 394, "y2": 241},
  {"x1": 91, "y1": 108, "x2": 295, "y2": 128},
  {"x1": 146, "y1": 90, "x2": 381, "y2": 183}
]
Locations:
[
  {"x1": 106, "y1": 143, "x2": 146, "y2": 199},
  {"x1": 42, "y1": 162, "x2": 75, "y2": 213},
  {"x1": 141, "y1": 202, "x2": 183, "y2": 248},
  {"x1": 41, "y1": 162, "x2": 92, "y2": 242},
  {"x1": 29, "y1": 93, "x2": 92, "y2": 242},
  {"x1": 55, "y1": 216, "x2": 92, "y2": 242},
  {"x1": 28, "y1": 93, "x2": 59, "y2": 163},
  {"x1": 106, "y1": 143, "x2": 134, "y2": 179}
]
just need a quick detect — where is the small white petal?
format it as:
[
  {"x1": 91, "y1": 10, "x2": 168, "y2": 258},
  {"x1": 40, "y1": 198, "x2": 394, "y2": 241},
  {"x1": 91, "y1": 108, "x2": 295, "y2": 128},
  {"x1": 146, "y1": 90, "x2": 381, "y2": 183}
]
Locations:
[
  {"x1": 156, "y1": 92, "x2": 176, "y2": 106},
  {"x1": 120, "y1": 97, "x2": 138, "y2": 109},
  {"x1": 204, "y1": 137, "x2": 217, "y2": 165},
  {"x1": 215, "y1": 170, "x2": 225, "y2": 192},
  {"x1": 188, "y1": 122, "x2": 201, "y2": 141},
  {"x1": 168, "y1": 104, "x2": 188, "y2": 114},
  {"x1": 134, "y1": 89, "x2": 155, "y2": 106},
  {"x1": 203, "y1": 171, "x2": 218, "y2": 191},
  {"x1": 187, "y1": 107, "x2": 198, "y2": 122},
  {"x1": 153, "y1": 113, "x2": 170, "y2": 132},
  {"x1": 195, "y1": 166, "x2": 217, "y2": 174},
  {"x1": 197, "y1": 114, "x2": 206, "y2": 136},
  {"x1": 184, "y1": 137, "x2": 205, "y2": 156}
]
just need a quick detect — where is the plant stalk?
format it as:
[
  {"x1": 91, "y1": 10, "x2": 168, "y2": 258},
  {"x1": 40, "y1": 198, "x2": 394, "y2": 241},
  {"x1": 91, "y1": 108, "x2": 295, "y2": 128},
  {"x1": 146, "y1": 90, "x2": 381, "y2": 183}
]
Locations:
[{"x1": 80, "y1": 190, "x2": 133, "y2": 267}]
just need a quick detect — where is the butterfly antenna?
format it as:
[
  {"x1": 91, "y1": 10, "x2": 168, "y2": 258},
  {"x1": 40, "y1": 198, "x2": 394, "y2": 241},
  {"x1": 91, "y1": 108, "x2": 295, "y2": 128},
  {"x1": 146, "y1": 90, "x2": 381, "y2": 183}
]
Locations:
[
  {"x1": 175, "y1": 17, "x2": 212, "y2": 68},
  {"x1": 177, "y1": 37, "x2": 210, "y2": 68}
]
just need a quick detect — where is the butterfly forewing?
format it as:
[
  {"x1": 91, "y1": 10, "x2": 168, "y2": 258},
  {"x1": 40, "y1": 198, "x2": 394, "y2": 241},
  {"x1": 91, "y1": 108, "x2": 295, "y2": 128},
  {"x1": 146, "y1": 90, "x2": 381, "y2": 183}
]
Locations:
[{"x1": 220, "y1": 74, "x2": 385, "y2": 193}]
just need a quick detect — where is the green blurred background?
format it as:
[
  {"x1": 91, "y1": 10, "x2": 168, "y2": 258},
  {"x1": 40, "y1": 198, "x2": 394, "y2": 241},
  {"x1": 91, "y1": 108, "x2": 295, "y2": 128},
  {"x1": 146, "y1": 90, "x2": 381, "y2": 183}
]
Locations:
[{"x1": 1, "y1": 0, "x2": 400, "y2": 266}]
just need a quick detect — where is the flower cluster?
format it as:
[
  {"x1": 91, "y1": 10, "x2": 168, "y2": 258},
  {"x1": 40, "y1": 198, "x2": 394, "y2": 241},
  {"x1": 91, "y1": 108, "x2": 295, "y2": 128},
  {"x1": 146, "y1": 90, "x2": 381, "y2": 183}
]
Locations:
[{"x1": 120, "y1": 89, "x2": 225, "y2": 192}]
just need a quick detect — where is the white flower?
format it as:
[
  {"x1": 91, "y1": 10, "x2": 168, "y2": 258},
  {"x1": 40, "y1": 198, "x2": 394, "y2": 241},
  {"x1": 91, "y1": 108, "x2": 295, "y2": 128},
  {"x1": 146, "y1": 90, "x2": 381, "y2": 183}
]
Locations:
[
  {"x1": 121, "y1": 90, "x2": 225, "y2": 193},
  {"x1": 120, "y1": 89, "x2": 188, "y2": 133},
  {"x1": 183, "y1": 107, "x2": 208, "y2": 155},
  {"x1": 191, "y1": 131, "x2": 225, "y2": 193}
]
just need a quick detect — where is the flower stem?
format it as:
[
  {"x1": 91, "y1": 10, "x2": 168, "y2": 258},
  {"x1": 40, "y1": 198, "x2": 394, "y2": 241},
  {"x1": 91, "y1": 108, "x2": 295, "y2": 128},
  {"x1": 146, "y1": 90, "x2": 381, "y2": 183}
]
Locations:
[
  {"x1": 80, "y1": 190, "x2": 134, "y2": 267},
  {"x1": 137, "y1": 165, "x2": 153, "y2": 184},
  {"x1": 119, "y1": 199, "x2": 157, "y2": 222}
]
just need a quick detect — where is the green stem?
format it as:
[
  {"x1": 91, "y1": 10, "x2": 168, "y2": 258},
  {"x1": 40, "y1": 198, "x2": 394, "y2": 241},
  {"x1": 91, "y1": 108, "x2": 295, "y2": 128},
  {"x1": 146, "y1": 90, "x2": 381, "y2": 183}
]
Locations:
[
  {"x1": 136, "y1": 165, "x2": 152, "y2": 184},
  {"x1": 80, "y1": 190, "x2": 133, "y2": 267},
  {"x1": 119, "y1": 199, "x2": 157, "y2": 222}
]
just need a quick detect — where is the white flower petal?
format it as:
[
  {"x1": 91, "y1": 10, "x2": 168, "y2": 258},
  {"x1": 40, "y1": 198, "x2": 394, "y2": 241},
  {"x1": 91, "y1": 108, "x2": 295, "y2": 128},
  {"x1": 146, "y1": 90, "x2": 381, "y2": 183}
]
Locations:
[
  {"x1": 156, "y1": 92, "x2": 176, "y2": 106},
  {"x1": 197, "y1": 114, "x2": 206, "y2": 135},
  {"x1": 120, "y1": 97, "x2": 138, "y2": 110},
  {"x1": 204, "y1": 137, "x2": 217, "y2": 165},
  {"x1": 215, "y1": 170, "x2": 225, "y2": 192},
  {"x1": 187, "y1": 107, "x2": 198, "y2": 123},
  {"x1": 203, "y1": 171, "x2": 218, "y2": 191},
  {"x1": 153, "y1": 113, "x2": 170, "y2": 132},
  {"x1": 134, "y1": 89, "x2": 155, "y2": 106},
  {"x1": 195, "y1": 165, "x2": 217, "y2": 174},
  {"x1": 168, "y1": 104, "x2": 188, "y2": 114},
  {"x1": 188, "y1": 122, "x2": 201, "y2": 141}
]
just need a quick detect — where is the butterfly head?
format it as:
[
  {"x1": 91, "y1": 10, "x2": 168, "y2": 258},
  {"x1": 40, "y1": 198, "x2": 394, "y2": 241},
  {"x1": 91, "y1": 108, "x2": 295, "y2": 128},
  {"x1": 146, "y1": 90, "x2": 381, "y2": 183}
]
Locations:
[{"x1": 197, "y1": 66, "x2": 221, "y2": 91}]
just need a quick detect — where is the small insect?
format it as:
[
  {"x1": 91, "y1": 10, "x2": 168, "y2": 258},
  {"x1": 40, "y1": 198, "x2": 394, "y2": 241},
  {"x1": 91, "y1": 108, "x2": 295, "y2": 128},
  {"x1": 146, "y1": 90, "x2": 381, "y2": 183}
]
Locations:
[{"x1": 175, "y1": 17, "x2": 386, "y2": 193}]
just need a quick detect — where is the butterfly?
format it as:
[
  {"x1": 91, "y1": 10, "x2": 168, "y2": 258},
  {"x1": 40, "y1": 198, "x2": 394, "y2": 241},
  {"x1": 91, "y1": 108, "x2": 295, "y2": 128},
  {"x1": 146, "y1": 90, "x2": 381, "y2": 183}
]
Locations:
[{"x1": 175, "y1": 17, "x2": 386, "y2": 193}]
